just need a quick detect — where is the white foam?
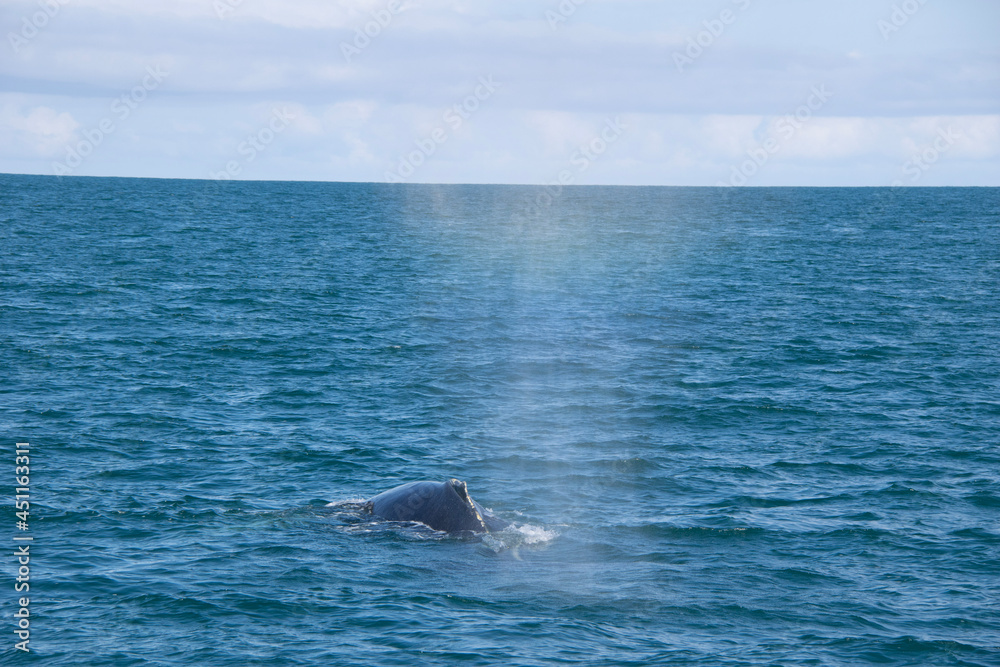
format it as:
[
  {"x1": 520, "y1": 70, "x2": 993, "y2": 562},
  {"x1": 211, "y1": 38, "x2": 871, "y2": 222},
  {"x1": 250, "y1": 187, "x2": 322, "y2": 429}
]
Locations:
[
  {"x1": 325, "y1": 497, "x2": 366, "y2": 507},
  {"x1": 513, "y1": 524, "x2": 559, "y2": 544},
  {"x1": 478, "y1": 523, "x2": 559, "y2": 553}
]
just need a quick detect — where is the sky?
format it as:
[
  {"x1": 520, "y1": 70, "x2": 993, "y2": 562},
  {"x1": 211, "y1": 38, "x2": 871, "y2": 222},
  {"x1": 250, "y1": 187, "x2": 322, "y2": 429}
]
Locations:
[{"x1": 1, "y1": 0, "x2": 998, "y2": 185}]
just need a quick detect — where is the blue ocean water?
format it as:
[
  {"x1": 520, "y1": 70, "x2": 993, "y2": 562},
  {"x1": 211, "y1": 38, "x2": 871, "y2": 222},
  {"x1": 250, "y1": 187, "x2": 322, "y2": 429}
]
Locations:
[{"x1": 1, "y1": 174, "x2": 999, "y2": 666}]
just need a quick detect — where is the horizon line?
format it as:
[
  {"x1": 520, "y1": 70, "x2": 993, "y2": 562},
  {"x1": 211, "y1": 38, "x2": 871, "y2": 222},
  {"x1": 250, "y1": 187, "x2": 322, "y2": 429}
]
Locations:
[{"x1": 2, "y1": 172, "x2": 995, "y2": 188}]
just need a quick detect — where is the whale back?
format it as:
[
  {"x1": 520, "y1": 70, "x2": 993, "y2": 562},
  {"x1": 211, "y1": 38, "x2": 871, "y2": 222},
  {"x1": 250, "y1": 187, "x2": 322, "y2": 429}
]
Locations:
[{"x1": 367, "y1": 479, "x2": 507, "y2": 533}]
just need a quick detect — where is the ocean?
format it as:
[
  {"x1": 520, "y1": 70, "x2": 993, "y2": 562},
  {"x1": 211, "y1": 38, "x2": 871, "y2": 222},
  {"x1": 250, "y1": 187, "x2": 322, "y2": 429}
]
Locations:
[{"x1": 1, "y1": 174, "x2": 998, "y2": 666}]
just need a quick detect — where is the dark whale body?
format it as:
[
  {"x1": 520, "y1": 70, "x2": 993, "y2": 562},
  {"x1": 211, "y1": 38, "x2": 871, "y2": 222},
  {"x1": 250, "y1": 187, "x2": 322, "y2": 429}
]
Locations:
[{"x1": 366, "y1": 479, "x2": 508, "y2": 533}]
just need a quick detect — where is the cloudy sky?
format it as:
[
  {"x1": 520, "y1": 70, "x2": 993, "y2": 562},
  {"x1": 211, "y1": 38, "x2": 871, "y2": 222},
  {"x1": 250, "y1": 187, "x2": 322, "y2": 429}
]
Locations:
[{"x1": 1, "y1": 0, "x2": 998, "y2": 185}]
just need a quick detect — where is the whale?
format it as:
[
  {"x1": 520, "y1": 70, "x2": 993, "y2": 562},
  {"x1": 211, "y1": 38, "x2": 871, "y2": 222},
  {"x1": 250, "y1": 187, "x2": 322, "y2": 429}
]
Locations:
[{"x1": 366, "y1": 479, "x2": 508, "y2": 533}]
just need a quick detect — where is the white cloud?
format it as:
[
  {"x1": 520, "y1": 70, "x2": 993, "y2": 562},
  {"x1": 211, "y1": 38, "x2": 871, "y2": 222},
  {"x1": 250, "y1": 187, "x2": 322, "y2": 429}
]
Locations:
[
  {"x1": 0, "y1": 101, "x2": 79, "y2": 156},
  {"x1": 523, "y1": 111, "x2": 605, "y2": 157},
  {"x1": 0, "y1": 1, "x2": 997, "y2": 183}
]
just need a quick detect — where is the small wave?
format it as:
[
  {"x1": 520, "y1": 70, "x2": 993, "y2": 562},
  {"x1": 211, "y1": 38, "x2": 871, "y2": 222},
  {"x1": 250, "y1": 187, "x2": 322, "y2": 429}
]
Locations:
[
  {"x1": 512, "y1": 523, "x2": 559, "y2": 545},
  {"x1": 324, "y1": 498, "x2": 368, "y2": 508},
  {"x1": 480, "y1": 524, "x2": 559, "y2": 554}
]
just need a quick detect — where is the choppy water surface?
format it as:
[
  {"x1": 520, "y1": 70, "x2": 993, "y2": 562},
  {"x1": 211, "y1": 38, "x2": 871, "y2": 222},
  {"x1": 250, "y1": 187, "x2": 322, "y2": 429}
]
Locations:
[{"x1": 2, "y1": 175, "x2": 999, "y2": 666}]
